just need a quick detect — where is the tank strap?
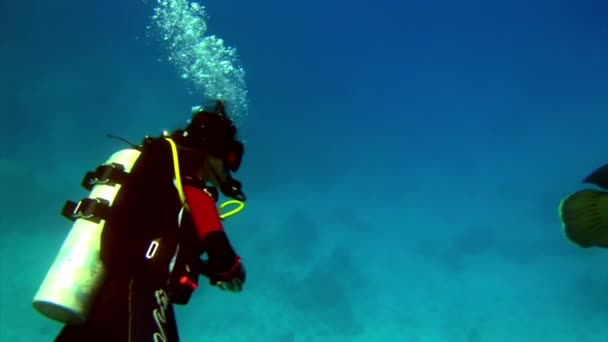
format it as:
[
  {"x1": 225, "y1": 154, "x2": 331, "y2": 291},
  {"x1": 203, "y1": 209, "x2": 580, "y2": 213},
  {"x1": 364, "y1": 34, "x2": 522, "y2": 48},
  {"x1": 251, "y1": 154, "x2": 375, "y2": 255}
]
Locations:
[
  {"x1": 60, "y1": 158, "x2": 133, "y2": 224},
  {"x1": 81, "y1": 162, "x2": 130, "y2": 191},
  {"x1": 61, "y1": 197, "x2": 112, "y2": 224}
]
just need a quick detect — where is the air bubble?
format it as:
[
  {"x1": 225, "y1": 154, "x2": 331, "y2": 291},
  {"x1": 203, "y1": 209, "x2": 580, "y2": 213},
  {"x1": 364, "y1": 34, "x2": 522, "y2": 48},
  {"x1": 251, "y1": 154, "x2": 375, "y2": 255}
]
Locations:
[{"x1": 149, "y1": 0, "x2": 248, "y2": 124}]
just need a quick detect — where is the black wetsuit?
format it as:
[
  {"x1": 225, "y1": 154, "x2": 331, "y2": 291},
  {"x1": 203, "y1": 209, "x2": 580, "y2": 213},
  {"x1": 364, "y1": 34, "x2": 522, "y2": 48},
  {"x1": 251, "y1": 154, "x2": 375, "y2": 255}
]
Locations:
[
  {"x1": 55, "y1": 137, "x2": 239, "y2": 342},
  {"x1": 55, "y1": 273, "x2": 179, "y2": 342}
]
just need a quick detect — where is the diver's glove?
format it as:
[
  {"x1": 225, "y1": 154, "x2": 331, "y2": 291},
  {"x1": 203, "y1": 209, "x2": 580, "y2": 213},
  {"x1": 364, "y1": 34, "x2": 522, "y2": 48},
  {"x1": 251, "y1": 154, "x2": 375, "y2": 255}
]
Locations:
[
  {"x1": 199, "y1": 257, "x2": 246, "y2": 292},
  {"x1": 212, "y1": 257, "x2": 246, "y2": 292},
  {"x1": 198, "y1": 230, "x2": 246, "y2": 292}
]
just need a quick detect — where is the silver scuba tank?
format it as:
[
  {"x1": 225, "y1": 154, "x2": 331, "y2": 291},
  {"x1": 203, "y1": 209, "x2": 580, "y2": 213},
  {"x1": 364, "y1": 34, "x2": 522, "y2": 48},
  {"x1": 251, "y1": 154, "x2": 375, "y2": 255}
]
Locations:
[{"x1": 32, "y1": 148, "x2": 141, "y2": 325}]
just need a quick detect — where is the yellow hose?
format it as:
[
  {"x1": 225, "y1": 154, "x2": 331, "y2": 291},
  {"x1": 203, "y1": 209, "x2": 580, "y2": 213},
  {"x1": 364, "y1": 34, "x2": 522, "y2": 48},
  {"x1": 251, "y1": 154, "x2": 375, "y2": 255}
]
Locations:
[
  {"x1": 219, "y1": 200, "x2": 245, "y2": 220},
  {"x1": 164, "y1": 137, "x2": 244, "y2": 219},
  {"x1": 164, "y1": 137, "x2": 188, "y2": 210}
]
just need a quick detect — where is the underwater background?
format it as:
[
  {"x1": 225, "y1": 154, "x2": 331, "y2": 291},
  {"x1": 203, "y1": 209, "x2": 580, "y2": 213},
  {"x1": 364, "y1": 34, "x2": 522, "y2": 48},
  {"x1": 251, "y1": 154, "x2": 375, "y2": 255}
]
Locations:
[{"x1": 2, "y1": 0, "x2": 608, "y2": 340}]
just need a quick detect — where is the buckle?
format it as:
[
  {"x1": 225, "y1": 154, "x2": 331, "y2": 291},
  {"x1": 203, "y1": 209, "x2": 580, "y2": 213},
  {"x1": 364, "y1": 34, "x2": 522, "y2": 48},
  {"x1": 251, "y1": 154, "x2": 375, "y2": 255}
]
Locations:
[
  {"x1": 81, "y1": 163, "x2": 129, "y2": 191},
  {"x1": 61, "y1": 197, "x2": 111, "y2": 223}
]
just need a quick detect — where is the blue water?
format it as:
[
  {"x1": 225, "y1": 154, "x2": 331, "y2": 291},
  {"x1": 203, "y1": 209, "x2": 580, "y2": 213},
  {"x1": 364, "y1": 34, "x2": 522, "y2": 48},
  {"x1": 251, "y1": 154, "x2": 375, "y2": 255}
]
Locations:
[{"x1": 2, "y1": 0, "x2": 608, "y2": 340}]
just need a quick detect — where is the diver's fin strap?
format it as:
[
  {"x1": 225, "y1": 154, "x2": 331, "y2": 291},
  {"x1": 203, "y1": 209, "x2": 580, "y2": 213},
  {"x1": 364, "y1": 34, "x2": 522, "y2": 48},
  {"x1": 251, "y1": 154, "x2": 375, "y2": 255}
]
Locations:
[
  {"x1": 81, "y1": 163, "x2": 129, "y2": 191},
  {"x1": 61, "y1": 197, "x2": 111, "y2": 224}
]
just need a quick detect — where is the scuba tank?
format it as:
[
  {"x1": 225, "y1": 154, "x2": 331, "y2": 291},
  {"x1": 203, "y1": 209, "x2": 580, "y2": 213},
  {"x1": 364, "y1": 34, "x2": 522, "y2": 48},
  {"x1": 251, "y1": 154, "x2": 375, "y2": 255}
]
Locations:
[{"x1": 32, "y1": 148, "x2": 142, "y2": 325}]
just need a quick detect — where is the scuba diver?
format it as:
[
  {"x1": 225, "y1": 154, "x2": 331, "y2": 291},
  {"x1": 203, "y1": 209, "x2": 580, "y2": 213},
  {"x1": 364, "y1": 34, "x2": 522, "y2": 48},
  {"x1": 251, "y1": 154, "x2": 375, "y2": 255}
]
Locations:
[
  {"x1": 36, "y1": 100, "x2": 247, "y2": 341},
  {"x1": 559, "y1": 163, "x2": 608, "y2": 247}
]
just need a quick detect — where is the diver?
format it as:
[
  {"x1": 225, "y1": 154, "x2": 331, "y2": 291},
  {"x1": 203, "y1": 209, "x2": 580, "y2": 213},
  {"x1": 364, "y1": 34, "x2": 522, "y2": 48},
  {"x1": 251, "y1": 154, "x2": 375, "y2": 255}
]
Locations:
[
  {"x1": 47, "y1": 100, "x2": 247, "y2": 341},
  {"x1": 559, "y1": 163, "x2": 608, "y2": 247}
]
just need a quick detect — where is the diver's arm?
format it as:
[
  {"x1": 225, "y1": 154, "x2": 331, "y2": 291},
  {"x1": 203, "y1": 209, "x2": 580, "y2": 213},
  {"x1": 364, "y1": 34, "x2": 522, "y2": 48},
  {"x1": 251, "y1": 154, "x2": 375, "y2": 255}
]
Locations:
[{"x1": 183, "y1": 184, "x2": 245, "y2": 291}]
